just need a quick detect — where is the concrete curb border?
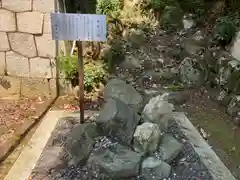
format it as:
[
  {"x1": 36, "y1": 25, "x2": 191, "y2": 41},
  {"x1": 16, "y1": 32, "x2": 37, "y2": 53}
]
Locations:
[
  {"x1": 173, "y1": 112, "x2": 236, "y2": 180},
  {"x1": 4, "y1": 110, "x2": 66, "y2": 180}
]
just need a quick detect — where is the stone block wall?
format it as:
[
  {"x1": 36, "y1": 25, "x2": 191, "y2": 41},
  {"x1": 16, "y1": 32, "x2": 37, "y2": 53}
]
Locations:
[{"x1": 0, "y1": 0, "x2": 57, "y2": 99}]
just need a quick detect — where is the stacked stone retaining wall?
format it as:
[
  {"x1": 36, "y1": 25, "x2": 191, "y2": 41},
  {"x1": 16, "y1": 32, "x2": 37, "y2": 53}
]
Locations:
[{"x1": 0, "y1": 0, "x2": 57, "y2": 99}]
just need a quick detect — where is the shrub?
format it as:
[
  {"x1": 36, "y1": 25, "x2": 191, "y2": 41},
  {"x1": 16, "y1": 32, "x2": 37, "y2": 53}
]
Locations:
[
  {"x1": 84, "y1": 61, "x2": 107, "y2": 91},
  {"x1": 96, "y1": 0, "x2": 122, "y2": 17},
  {"x1": 214, "y1": 16, "x2": 236, "y2": 46},
  {"x1": 59, "y1": 56, "x2": 78, "y2": 86},
  {"x1": 59, "y1": 56, "x2": 107, "y2": 92}
]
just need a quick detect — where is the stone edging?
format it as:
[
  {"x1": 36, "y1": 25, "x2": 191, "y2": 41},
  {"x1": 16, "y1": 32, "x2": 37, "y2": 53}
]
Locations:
[
  {"x1": 173, "y1": 112, "x2": 236, "y2": 180},
  {"x1": 4, "y1": 110, "x2": 65, "y2": 180}
]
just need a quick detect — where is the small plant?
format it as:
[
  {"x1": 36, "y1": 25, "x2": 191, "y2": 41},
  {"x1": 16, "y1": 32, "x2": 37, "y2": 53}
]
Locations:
[
  {"x1": 59, "y1": 56, "x2": 78, "y2": 86},
  {"x1": 59, "y1": 56, "x2": 107, "y2": 92},
  {"x1": 96, "y1": 0, "x2": 122, "y2": 17},
  {"x1": 84, "y1": 61, "x2": 107, "y2": 92},
  {"x1": 214, "y1": 16, "x2": 236, "y2": 46}
]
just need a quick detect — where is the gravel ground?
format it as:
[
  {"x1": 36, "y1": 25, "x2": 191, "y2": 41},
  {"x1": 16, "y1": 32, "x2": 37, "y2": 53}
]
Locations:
[{"x1": 31, "y1": 116, "x2": 213, "y2": 180}]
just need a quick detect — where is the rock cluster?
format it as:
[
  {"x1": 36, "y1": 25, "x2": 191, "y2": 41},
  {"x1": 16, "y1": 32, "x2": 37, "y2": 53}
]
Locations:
[
  {"x1": 59, "y1": 78, "x2": 183, "y2": 180},
  {"x1": 177, "y1": 26, "x2": 240, "y2": 126}
]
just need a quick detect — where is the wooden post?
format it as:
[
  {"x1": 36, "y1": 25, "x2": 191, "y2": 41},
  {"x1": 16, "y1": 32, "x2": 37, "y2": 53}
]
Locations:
[{"x1": 76, "y1": 41, "x2": 85, "y2": 124}]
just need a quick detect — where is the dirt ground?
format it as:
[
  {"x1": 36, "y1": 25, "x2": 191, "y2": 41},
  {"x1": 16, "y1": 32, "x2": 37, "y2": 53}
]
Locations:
[
  {"x1": 176, "y1": 87, "x2": 240, "y2": 179},
  {"x1": 0, "y1": 97, "x2": 54, "y2": 162},
  {"x1": 52, "y1": 94, "x2": 104, "y2": 111}
]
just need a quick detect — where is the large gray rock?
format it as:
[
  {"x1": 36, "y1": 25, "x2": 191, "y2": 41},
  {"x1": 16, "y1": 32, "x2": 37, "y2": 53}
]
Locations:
[
  {"x1": 64, "y1": 123, "x2": 99, "y2": 166},
  {"x1": 179, "y1": 57, "x2": 204, "y2": 86},
  {"x1": 158, "y1": 135, "x2": 183, "y2": 163},
  {"x1": 87, "y1": 144, "x2": 141, "y2": 179},
  {"x1": 142, "y1": 103, "x2": 173, "y2": 133},
  {"x1": 141, "y1": 157, "x2": 171, "y2": 180},
  {"x1": 104, "y1": 78, "x2": 143, "y2": 112},
  {"x1": 96, "y1": 98, "x2": 140, "y2": 145},
  {"x1": 33, "y1": 146, "x2": 65, "y2": 174},
  {"x1": 142, "y1": 95, "x2": 174, "y2": 122},
  {"x1": 155, "y1": 114, "x2": 174, "y2": 133},
  {"x1": 133, "y1": 122, "x2": 162, "y2": 154}
]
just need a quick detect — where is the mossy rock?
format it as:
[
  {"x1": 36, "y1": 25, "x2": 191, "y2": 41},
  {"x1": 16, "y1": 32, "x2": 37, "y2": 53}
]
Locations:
[{"x1": 160, "y1": 6, "x2": 183, "y2": 31}]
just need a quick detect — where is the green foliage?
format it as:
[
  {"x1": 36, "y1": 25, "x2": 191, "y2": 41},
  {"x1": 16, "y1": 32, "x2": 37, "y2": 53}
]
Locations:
[
  {"x1": 84, "y1": 61, "x2": 107, "y2": 91},
  {"x1": 150, "y1": 0, "x2": 180, "y2": 11},
  {"x1": 59, "y1": 56, "x2": 107, "y2": 92},
  {"x1": 59, "y1": 56, "x2": 78, "y2": 82},
  {"x1": 96, "y1": 0, "x2": 122, "y2": 17},
  {"x1": 214, "y1": 16, "x2": 237, "y2": 46}
]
